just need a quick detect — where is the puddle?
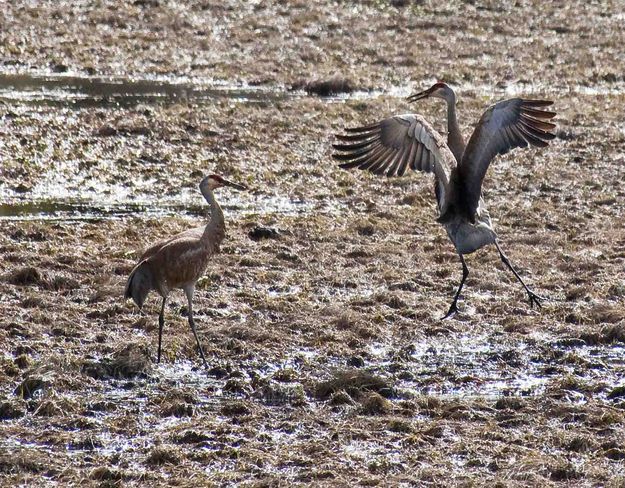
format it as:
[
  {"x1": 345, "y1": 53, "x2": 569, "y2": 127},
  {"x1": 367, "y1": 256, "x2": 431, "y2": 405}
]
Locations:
[
  {"x1": 0, "y1": 72, "x2": 390, "y2": 109},
  {"x1": 7, "y1": 71, "x2": 619, "y2": 114},
  {"x1": 0, "y1": 194, "x2": 315, "y2": 221},
  {"x1": 0, "y1": 199, "x2": 162, "y2": 221},
  {"x1": 0, "y1": 72, "x2": 295, "y2": 108}
]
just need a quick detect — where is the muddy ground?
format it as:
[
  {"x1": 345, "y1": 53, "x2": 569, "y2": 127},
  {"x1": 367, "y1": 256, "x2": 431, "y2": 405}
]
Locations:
[{"x1": 1, "y1": 1, "x2": 625, "y2": 486}]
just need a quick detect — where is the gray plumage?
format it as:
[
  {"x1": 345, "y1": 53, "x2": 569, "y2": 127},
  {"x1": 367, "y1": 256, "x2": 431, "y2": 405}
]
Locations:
[{"x1": 333, "y1": 83, "x2": 556, "y2": 318}]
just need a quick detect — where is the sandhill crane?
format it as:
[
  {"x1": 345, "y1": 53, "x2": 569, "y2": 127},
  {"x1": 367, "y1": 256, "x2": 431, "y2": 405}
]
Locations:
[
  {"x1": 124, "y1": 174, "x2": 247, "y2": 367},
  {"x1": 333, "y1": 83, "x2": 556, "y2": 319}
]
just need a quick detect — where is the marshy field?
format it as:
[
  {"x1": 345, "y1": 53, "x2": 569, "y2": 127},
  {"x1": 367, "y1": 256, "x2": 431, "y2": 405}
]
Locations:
[{"x1": 1, "y1": 1, "x2": 625, "y2": 486}]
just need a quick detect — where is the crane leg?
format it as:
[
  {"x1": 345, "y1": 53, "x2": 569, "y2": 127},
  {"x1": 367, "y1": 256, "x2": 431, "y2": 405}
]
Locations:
[
  {"x1": 495, "y1": 241, "x2": 544, "y2": 308},
  {"x1": 184, "y1": 287, "x2": 209, "y2": 369},
  {"x1": 441, "y1": 254, "x2": 469, "y2": 320},
  {"x1": 157, "y1": 296, "x2": 167, "y2": 364}
]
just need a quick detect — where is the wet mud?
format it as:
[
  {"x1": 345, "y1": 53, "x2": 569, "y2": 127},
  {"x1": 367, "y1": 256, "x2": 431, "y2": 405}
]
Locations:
[{"x1": 1, "y1": 1, "x2": 625, "y2": 486}]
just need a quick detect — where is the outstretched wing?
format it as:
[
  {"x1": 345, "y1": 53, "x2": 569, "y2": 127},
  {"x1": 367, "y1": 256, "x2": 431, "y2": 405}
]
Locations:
[
  {"x1": 459, "y1": 98, "x2": 556, "y2": 215},
  {"x1": 332, "y1": 114, "x2": 456, "y2": 211}
]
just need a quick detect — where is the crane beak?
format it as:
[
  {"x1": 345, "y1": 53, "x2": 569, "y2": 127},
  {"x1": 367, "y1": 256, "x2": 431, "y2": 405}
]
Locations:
[
  {"x1": 406, "y1": 87, "x2": 434, "y2": 103},
  {"x1": 223, "y1": 179, "x2": 247, "y2": 191}
]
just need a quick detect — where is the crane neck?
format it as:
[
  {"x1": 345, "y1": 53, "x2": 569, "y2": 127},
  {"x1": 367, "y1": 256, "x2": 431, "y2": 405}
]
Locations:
[
  {"x1": 200, "y1": 184, "x2": 225, "y2": 239},
  {"x1": 446, "y1": 96, "x2": 465, "y2": 163}
]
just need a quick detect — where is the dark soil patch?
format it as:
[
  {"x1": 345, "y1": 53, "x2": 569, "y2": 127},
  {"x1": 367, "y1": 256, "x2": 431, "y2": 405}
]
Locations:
[{"x1": 292, "y1": 76, "x2": 357, "y2": 96}]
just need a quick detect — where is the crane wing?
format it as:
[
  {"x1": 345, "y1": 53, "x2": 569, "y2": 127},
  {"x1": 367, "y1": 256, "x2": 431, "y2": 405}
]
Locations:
[
  {"x1": 139, "y1": 227, "x2": 204, "y2": 261},
  {"x1": 332, "y1": 114, "x2": 456, "y2": 210},
  {"x1": 459, "y1": 98, "x2": 556, "y2": 215}
]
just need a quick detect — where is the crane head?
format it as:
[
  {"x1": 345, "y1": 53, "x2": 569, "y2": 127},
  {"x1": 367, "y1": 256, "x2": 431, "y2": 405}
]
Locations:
[
  {"x1": 201, "y1": 174, "x2": 247, "y2": 191},
  {"x1": 406, "y1": 81, "x2": 454, "y2": 103}
]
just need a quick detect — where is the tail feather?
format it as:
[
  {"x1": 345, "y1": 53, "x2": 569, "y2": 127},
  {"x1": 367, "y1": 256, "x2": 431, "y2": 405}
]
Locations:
[{"x1": 124, "y1": 260, "x2": 154, "y2": 309}]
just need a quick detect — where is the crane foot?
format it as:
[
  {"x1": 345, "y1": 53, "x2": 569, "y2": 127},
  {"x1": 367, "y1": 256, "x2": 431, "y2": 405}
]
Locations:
[
  {"x1": 527, "y1": 290, "x2": 545, "y2": 309},
  {"x1": 441, "y1": 302, "x2": 459, "y2": 320}
]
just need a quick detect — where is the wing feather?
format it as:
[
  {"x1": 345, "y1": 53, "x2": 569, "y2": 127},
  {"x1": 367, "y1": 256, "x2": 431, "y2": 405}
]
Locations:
[
  {"x1": 344, "y1": 123, "x2": 379, "y2": 133},
  {"x1": 335, "y1": 131, "x2": 380, "y2": 142},
  {"x1": 333, "y1": 141, "x2": 382, "y2": 161},
  {"x1": 384, "y1": 141, "x2": 409, "y2": 176},
  {"x1": 369, "y1": 148, "x2": 396, "y2": 174},
  {"x1": 333, "y1": 138, "x2": 382, "y2": 152},
  {"x1": 396, "y1": 139, "x2": 415, "y2": 177},
  {"x1": 360, "y1": 146, "x2": 394, "y2": 172},
  {"x1": 521, "y1": 107, "x2": 556, "y2": 119},
  {"x1": 411, "y1": 144, "x2": 424, "y2": 170},
  {"x1": 338, "y1": 144, "x2": 386, "y2": 169},
  {"x1": 333, "y1": 114, "x2": 456, "y2": 213},
  {"x1": 458, "y1": 98, "x2": 556, "y2": 215},
  {"x1": 518, "y1": 119, "x2": 556, "y2": 141}
]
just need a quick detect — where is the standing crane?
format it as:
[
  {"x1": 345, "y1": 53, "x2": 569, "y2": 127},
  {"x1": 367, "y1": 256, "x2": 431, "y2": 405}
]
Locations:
[
  {"x1": 333, "y1": 83, "x2": 556, "y2": 319},
  {"x1": 124, "y1": 174, "x2": 247, "y2": 367}
]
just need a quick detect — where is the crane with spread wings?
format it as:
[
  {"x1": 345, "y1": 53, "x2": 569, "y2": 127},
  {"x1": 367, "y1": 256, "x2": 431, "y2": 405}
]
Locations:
[{"x1": 333, "y1": 82, "x2": 556, "y2": 319}]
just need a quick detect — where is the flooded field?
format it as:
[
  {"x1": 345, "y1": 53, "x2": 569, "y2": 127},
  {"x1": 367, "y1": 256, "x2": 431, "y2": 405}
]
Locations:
[{"x1": 1, "y1": 1, "x2": 625, "y2": 486}]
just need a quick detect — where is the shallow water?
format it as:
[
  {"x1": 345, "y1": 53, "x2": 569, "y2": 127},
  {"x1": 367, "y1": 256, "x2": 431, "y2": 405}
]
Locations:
[
  {"x1": 0, "y1": 72, "x2": 396, "y2": 109},
  {"x1": 0, "y1": 194, "x2": 314, "y2": 221},
  {"x1": 0, "y1": 72, "x2": 293, "y2": 108}
]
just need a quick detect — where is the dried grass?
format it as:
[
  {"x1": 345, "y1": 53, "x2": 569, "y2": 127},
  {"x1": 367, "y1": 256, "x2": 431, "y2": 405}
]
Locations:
[
  {"x1": 6, "y1": 266, "x2": 79, "y2": 290},
  {"x1": 82, "y1": 343, "x2": 152, "y2": 380},
  {"x1": 315, "y1": 370, "x2": 393, "y2": 400},
  {"x1": 146, "y1": 446, "x2": 181, "y2": 466}
]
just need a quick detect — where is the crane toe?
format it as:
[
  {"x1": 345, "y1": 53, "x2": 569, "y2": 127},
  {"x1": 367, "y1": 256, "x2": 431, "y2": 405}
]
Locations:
[{"x1": 527, "y1": 290, "x2": 545, "y2": 309}]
